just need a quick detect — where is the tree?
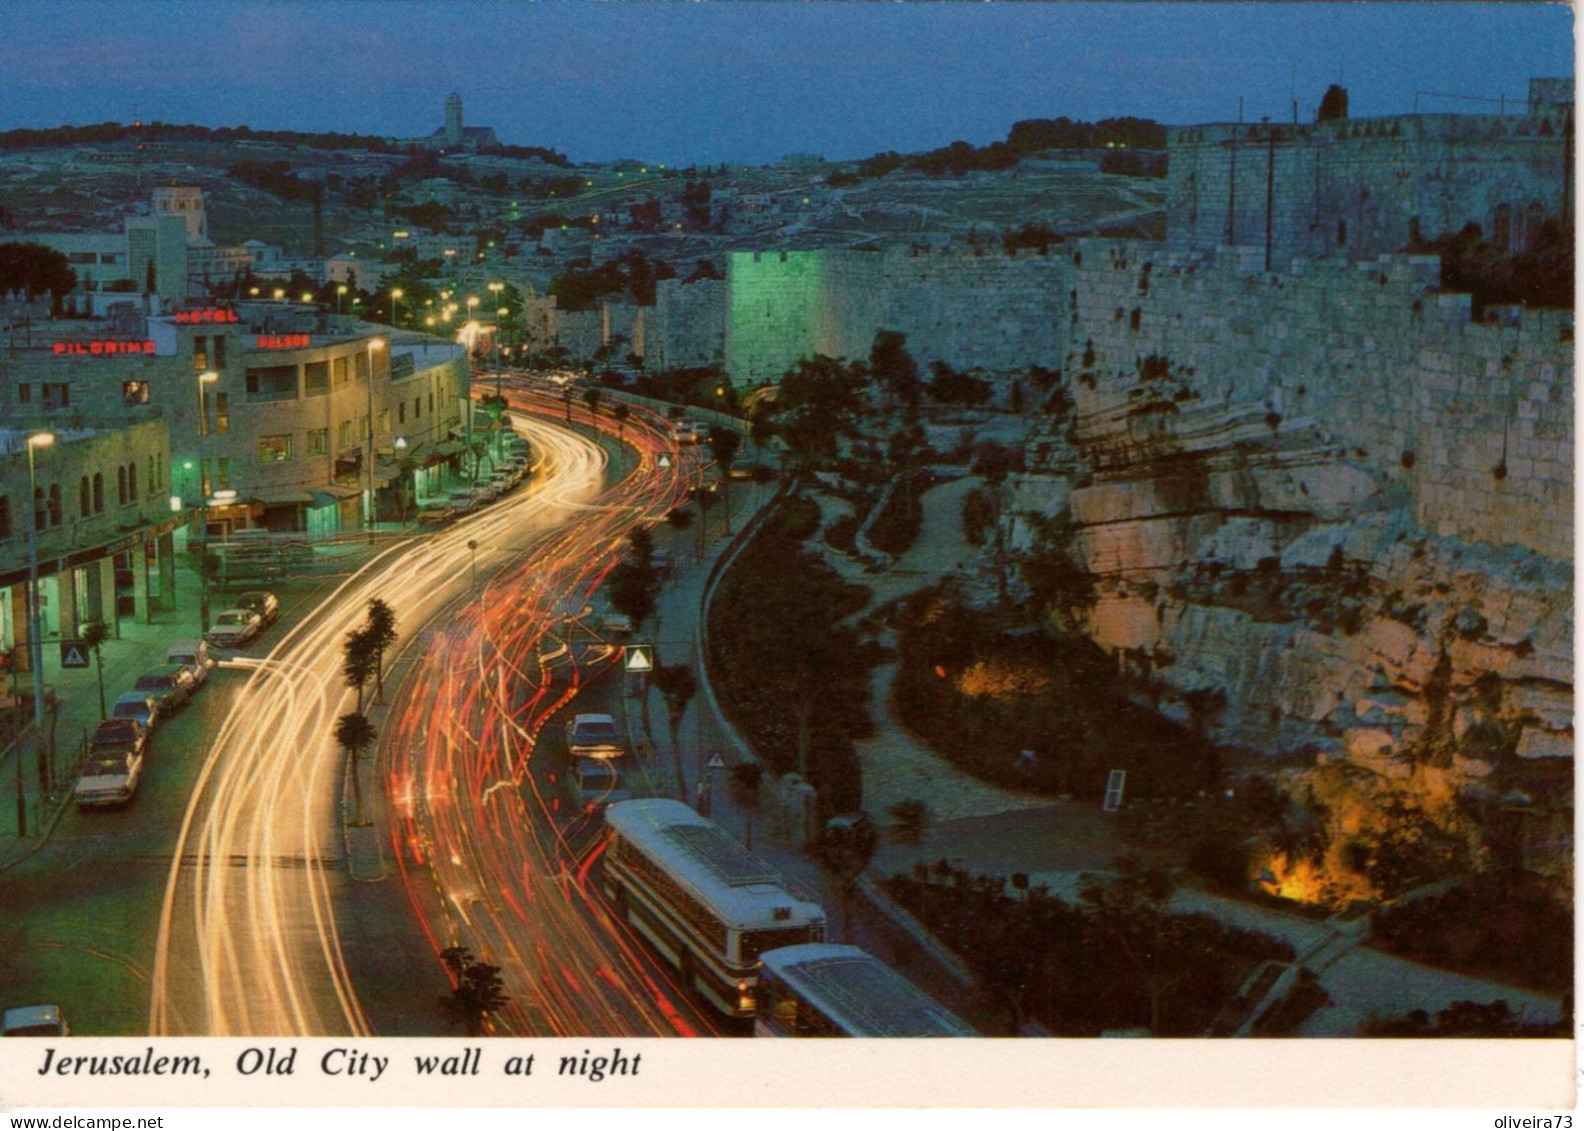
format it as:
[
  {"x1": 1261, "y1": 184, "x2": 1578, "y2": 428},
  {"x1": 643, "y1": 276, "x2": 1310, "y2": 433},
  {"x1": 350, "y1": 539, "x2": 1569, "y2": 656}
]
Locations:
[
  {"x1": 0, "y1": 242, "x2": 75, "y2": 311},
  {"x1": 81, "y1": 620, "x2": 109, "y2": 720},
  {"x1": 817, "y1": 813, "x2": 879, "y2": 941},
  {"x1": 727, "y1": 763, "x2": 764, "y2": 850},
  {"x1": 612, "y1": 402, "x2": 631, "y2": 443},
  {"x1": 770, "y1": 355, "x2": 868, "y2": 472},
  {"x1": 1078, "y1": 859, "x2": 1189, "y2": 1034},
  {"x1": 438, "y1": 945, "x2": 510, "y2": 1037},
  {"x1": 333, "y1": 710, "x2": 377, "y2": 826},
  {"x1": 868, "y1": 330, "x2": 922, "y2": 409},
  {"x1": 607, "y1": 559, "x2": 658, "y2": 629},
  {"x1": 185, "y1": 546, "x2": 222, "y2": 635},
  {"x1": 652, "y1": 663, "x2": 696, "y2": 800},
  {"x1": 365, "y1": 599, "x2": 398, "y2": 704},
  {"x1": 689, "y1": 486, "x2": 718, "y2": 560},
  {"x1": 582, "y1": 386, "x2": 603, "y2": 425},
  {"x1": 706, "y1": 426, "x2": 741, "y2": 534},
  {"x1": 342, "y1": 626, "x2": 378, "y2": 713},
  {"x1": 887, "y1": 799, "x2": 930, "y2": 845},
  {"x1": 394, "y1": 454, "x2": 418, "y2": 522},
  {"x1": 468, "y1": 436, "x2": 490, "y2": 481}
]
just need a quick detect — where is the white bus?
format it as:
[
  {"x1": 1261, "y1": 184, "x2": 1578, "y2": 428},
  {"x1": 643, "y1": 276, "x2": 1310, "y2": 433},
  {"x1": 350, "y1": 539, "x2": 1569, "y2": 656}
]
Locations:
[
  {"x1": 602, "y1": 798, "x2": 825, "y2": 1018},
  {"x1": 755, "y1": 943, "x2": 977, "y2": 1037}
]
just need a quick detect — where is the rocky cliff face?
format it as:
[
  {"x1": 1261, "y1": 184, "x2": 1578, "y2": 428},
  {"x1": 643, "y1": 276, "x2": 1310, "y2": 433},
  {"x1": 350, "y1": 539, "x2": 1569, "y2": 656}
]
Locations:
[{"x1": 1017, "y1": 239, "x2": 1573, "y2": 899}]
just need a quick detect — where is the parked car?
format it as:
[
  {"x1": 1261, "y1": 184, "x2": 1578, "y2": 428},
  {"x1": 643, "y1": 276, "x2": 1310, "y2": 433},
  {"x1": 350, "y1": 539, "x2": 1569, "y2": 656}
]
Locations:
[
  {"x1": 166, "y1": 640, "x2": 212, "y2": 688},
  {"x1": 89, "y1": 717, "x2": 147, "y2": 760},
  {"x1": 235, "y1": 590, "x2": 280, "y2": 629},
  {"x1": 448, "y1": 490, "x2": 484, "y2": 515},
  {"x1": 565, "y1": 713, "x2": 624, "y2": 759},
  {"x1": 134, "y1": 665, "x2": 196, "y2": 715},
  {"x1": 111, "y1": 692, "x2": 160, "y2": 730},
  {"x1": 669, "y1": 420, "x2": 707, "y2": 444},
  {"x1": 2, "y1": 1005, "x2": 69, "y2": 1037},
  {"x1": 207, "y1": 608, "x2": 263, "y2": 648},
  {"x1": 417, "y1": 503, "x2": 455, "y2": 527},
  {"x1": 74, "y1": 749, "x2": 144, "y2": 809}
]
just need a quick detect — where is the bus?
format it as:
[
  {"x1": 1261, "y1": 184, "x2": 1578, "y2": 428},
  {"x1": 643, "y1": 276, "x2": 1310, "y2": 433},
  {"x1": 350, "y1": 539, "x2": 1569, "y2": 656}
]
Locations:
[
  {"x1": 602, "y1": 798, "x2": 825, "y2": 1018},
  {"x1": 754, "y1": 943, "x2": 977, "y2": 1037}
]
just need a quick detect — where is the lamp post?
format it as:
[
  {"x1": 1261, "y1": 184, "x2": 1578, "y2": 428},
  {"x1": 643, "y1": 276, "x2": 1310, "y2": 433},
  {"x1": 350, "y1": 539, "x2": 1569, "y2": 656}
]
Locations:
[
  {"x1": 366, "y1": 338, "x2": 385, "y2": 538},
  {"x1": 196, "y1": 370, "x2": 218, "y2": 634},
  {"x1": 391, "y1": 287, "x2": 404, "y2": 329},
  {"x1": 21, "y1": 431, "x2": 53, "y2": 830},
  {"x1": 337, "y1": 284, "x2": 348, "y2": 317}
]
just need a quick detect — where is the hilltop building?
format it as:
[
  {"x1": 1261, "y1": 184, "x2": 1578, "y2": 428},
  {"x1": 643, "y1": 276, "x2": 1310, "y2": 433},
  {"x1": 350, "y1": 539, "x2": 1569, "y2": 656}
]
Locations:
[{"x1": 417, "y1": 92, "x2": 499, "y2": 153}]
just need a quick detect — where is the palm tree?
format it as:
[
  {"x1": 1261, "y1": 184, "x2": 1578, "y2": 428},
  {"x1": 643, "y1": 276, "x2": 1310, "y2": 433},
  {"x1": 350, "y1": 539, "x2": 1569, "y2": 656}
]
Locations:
[
  {"x1": 817, "y1": 813, "x2": 879, "y2": 942},
  {"x1": 365, "y1": 599, "x2": 398, "y2": 704},
  {"x1": 342, "y1": 626, "x2": 377, "y2": 713},
  {"x1": 582, "y1": 386, "x2": 603, "y2": 427},
  {"x1": 652, "y1": 663, "x2": 696, "y2": 801},
  {"x1": 689, "y1": 486, "x2": 717, "y2": 561},
  {"x1": 81, "y1": 620, "x2": 109, "y2": 720},
  {"x1": 727, "y1": 763, "x2": 764, "y2": 849},
  {"x1": 706, "y1": 426, "x2": 741, "y2": 535},
  {"x1": 612, "y1": 402, "x2": 631, "y2": 443},
  {"x1": 438, "y1": 946, "x2": 509, "y2": 1036},
  {"x1": 334, "y1": 710, "x2": 377, "y2": 826}
]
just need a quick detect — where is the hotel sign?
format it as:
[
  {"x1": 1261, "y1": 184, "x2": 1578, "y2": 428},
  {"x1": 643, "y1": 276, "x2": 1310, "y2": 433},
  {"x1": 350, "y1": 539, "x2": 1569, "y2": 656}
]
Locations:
[
  {"x1": 53, "y1": 340, "x2": 156, "y2": 356},
  {"x1": 255, "y1": 334, "x2": 311, "y2": 349},
  {"x1": 174, "y1": 308, "x2": 240, "y2": 324}
]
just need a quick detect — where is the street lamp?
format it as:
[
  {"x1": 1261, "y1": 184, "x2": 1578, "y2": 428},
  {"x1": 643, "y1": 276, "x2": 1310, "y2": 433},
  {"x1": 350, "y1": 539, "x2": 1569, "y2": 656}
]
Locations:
[
  {"x1": 337, "y1": 284, "x2": 348, "y2": 316},
  {"x1": 391, "y1": 287, "x2": 404, "y2": 328},
  {"x1": 302, "y1": 292, "x2": 314, "y2": 305},
  {"x1": 21, "y1": 431, "x2": 53, "y2": 832},
  {"x1": 272, "y1": 288, "x2": 285, "y2": 301},
  {"x1": 196, "y1": 370, "x2": 219, "y2": 634},
  {"x1": 366, "y1": 338, "x2": 385, "y2": 538}
]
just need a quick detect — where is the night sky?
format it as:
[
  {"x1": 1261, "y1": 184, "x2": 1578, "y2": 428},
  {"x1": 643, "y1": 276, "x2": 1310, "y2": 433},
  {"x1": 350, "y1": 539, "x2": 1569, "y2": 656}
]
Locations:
[{"x1": 1, "y1": 2, "x2": 1572, "y2": 165}]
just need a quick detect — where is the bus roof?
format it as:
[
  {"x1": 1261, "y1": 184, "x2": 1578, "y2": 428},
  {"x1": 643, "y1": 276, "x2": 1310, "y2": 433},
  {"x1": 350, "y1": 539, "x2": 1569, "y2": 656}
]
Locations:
[
  {"x1": 758, "y1": 943, "x2": 977, "y2": 1037},
  {"x1": 605, "y1": 799, "x2": 824, "y2": 932}
]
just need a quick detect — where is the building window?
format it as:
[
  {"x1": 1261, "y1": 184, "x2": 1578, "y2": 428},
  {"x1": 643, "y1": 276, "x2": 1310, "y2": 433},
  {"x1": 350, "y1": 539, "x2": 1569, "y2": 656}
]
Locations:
[
  {"x1": 123, "y1": 380, "x2": 151, "y2": 406},
  {"x1": 258, "y1": 435, "x2": 294, "y2": 462},
  {"x1": 33, "y1": 487, "x2": 45, "y2": 532},
  {"x1": 398, "y1": 402, "x2": 406, "y2": 425},
  {"x1": 338, "y1": 420, "x2": 352, "y2": 450},
  {"x1": 93, "y1": 473, "x2": 104, "y2": 513},
  {"x1": 213, "y1": 335, "x2": 227, "y2": 369},
  {"x1": 307, "y1": 428, "x2": 328, "y2": 456},
  {"x1": 333, "y1": 357, "x2": 349, "y2": 386},
  {"x1": 194, "y1": 335, "x2": 208, "y2": 370},
  {"x1": 128, "y1": 462, "x2": 138, "y2": 502},
  {"x1": 42, "y1": 383, "x2": 69, "y2": 409},
  {"x1": 215, "y1": 391, "x2": 229, "y2": 433},
  {"x1": 117, "y1": 467, "x2": 127, "y2": 506},
  {"x1": 80, "y1": 476, "x2": 91, "y2": 518},
  {"x1": 47, "y1": 484, "x2": 61, "y2": 527},
  {"x1": 17, "y1": 384, "x2": 30, "y2": 405},
  {"x1": 377, "y1": 409, "x2": 389, "y2": 437},
  {"x1": 304, "y1": 361, "x2": 330, "y2": 396},
  {"x1": 414, "y1": 396, "x2": 422, "y2": 419},
  {"x1": 0, "y1": 496, "x2": 10, "y2": 538},
  {"x1": 428, "y1": 392, "x2": 434, "y2": 416},
  {"x1": 216, "y1": 458, "x2": 230, "y2": 489},
  {"x1": 355, "y1": 351, "x2": 370, "y2": 382}
]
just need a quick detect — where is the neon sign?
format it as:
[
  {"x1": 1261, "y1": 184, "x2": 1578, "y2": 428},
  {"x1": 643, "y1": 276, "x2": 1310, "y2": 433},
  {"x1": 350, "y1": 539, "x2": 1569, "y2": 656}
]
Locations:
[
  {"x1": 255, "y1": 334, "x2": 311, "y2": 349},
  {"x1": 174, "y1": 309, "x2": 240, "y2": 324},
  {"x1": 53, "y1": 340, "x2": 155, "y2": 356}
]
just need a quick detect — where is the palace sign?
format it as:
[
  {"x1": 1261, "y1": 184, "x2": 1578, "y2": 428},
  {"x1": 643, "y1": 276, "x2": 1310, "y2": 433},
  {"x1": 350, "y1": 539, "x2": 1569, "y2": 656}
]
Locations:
[
  {"x1": 53, "y1": 340, "x2": 155, "y2": 356},
  {"x1": 255, "y1": 334, "x2": 311, "y2": 349}
]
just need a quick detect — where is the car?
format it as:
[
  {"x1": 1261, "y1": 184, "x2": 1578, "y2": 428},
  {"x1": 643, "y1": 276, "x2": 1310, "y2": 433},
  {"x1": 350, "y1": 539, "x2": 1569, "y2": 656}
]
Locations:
[
  {"x1": 74, "y1": 749, "x2": 143, "y2": 809},
  {"x1": 571, "y1": 756, "x2": 634, "y2": 810},
  {"x1": 447, "y1": 490, "x2": 483, "y2": 515},
  {"x1": 668, "y1": 420, "x2": 706, "y2": 444},
  {"x1": 166, "y1": 639, "x2": 212, "y2": 688},
  {"x1": 2, "y1": 1005, "x2": 69, "y2": 1037},
  {"x1": 207, "y1": 608, "x2": 263, "y2": 648},
  {"x1": 111, "y1": 692, "x2": 159, "y2": 730},
  {"x1": 565, "y1": 713, "x2": 624, "y2": 759},
  {"x1": 90, "y1": 717, "x2": 147, "y2": 759},
  {"x1": 134, "y1": 665, "x2": 196, "y2": 715},
  {"x1": 235, "y1": 590, "x2": 280, "y2": 629},
  {"x1": 417, "y1": 503, "x2": 455, "y2": 527}
]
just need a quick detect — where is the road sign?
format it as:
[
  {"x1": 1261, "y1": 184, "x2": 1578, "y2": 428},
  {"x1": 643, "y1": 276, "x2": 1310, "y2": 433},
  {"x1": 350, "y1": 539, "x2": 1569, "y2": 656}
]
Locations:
[
  {"x1": 656, "y1": 453, "x2": 672, "y2": 470},
  {"x1": 624, "y1": 644, "x2": 653, "y2": 673},
  {"x1": 59, "y1": 640, "x2": 89, "y2": 669},
  {"x1": 706, "y1": 753, "x2": 726, "y2": 770}
]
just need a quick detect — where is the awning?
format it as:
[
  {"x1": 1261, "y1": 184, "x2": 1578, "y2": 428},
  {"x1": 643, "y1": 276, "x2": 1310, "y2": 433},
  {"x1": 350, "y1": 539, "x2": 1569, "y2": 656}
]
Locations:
[
  {"x1": 431, "y1": 440, "x2": 467, "y2": 457},
  {"x1": 250, "y1": 489, "x2": 315, "y2": 506},
  {"x1": 308, "y1": 491, "x2": 345, "y2": 509}
]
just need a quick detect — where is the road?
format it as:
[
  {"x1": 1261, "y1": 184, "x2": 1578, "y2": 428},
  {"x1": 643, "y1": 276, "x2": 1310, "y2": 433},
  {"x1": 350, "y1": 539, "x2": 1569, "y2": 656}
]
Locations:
[
  {"x1": 146, "y1": 396, "x2": 681, "y2": 1036},
  {"x1": 382, "y1": 386, "x2": 726, "y2": 1036}
]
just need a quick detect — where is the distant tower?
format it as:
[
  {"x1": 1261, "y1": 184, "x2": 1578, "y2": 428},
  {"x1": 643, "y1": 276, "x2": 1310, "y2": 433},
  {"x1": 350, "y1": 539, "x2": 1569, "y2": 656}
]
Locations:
[{"x1": 445, "y1": 93, "x2": 463, "y2": 147}]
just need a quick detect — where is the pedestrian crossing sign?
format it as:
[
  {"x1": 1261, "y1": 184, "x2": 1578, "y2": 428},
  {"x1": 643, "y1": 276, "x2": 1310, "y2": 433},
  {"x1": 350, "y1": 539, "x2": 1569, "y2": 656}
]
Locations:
[
  {"x1": 60, "y1": 640, "x2": 89, "y2": 669},
  {"x1": 657, "y1": 454, "x2": 672, "y2": 470},
  {"x1": 624, "y1": 644, "x2": 653, "y2": 673}
]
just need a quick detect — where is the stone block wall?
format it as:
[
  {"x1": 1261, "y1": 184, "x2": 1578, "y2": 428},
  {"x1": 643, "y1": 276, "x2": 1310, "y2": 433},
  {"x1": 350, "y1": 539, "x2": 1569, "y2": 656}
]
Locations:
[
  {"x1": 1167, "y1": 107, "x2": 1571, "y2": 267},
  {"x1": 1064, "y1": 238, "x2": 1573, "y2": 560},
  {"x1": 650, "y1": 278, "x2": 726, "y2": 370}
]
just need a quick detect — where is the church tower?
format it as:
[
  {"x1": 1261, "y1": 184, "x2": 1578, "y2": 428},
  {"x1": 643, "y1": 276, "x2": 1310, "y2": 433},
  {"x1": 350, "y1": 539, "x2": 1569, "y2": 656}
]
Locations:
[{"x1": 444, "y1": 93, "x2": 463, "y2": 147}]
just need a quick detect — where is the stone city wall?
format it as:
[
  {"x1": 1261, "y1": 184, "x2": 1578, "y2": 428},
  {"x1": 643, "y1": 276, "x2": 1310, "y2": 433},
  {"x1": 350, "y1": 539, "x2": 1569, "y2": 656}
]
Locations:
[
  {"x1": 1166, "y1": 106, "x2": 1571, "y2": 266},
  {"x1": 1062, "y1": 238, "x2": 1573, "y2": 560}
]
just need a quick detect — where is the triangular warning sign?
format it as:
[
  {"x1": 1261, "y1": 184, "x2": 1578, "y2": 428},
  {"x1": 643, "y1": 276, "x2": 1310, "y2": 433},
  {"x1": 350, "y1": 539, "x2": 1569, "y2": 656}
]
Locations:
[
  {"x1": 624, "y1": 644, "x2": 653, "y2": 672},
  {"x1": 64, "y1": 648, "x2": 84, "y2": 666},
  {"x1": 706, "y1": 753, "x2": 726, "y2": 770},
  {"x1": 657, "y1": 453, "x2": 672, "y2": 469}
]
